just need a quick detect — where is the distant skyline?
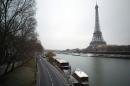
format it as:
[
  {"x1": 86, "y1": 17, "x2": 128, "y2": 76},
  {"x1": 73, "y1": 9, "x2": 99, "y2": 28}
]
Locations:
[{"x1": 36, "y1": 0, "x2": 130, "y2": 50}]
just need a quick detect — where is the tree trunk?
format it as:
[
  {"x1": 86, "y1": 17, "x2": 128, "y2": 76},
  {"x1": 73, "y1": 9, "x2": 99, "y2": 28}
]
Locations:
[
  {"x1": 11, "y1": 62, "x2": 15, "y2": 72},
  {"x1": 4, "y1": 62, "x2": 11, "y2": 74}
]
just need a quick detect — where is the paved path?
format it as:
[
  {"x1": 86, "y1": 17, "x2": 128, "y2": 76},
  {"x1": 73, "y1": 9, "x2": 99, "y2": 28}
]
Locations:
[{"x1": 37, "y1": 56, "x2": 66, "y2": 86}]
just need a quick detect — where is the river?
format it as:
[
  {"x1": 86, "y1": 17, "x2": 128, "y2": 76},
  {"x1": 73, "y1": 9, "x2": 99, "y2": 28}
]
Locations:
[{"x1": 56, "y1": 54, "x2": 130, "y2": 86}]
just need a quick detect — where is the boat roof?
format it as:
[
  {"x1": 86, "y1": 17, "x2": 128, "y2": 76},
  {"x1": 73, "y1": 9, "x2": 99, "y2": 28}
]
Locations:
[
  {"x1": 56, "y1": 58, "x2": 68, "y2": 63},
  {"x1": 74, "y1": 69, "x2": 88, "y2": 78}
]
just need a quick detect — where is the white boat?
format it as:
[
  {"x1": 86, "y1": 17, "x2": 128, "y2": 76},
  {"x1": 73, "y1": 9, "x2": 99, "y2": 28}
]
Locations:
[
  {"x1": 53, "y1": 57, "x2": 70, "y2": 70},
  {"x1": 72, "y1": 53, "x2": 80, "y2": 56},
  {"x1": 71, "y1": 68, "x2": 89, "y2": 86}
]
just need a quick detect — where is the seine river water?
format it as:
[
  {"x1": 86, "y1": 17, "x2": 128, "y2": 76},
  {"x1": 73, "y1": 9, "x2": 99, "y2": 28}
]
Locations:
[{"x1": 56, "y1": 54, "x2": 130, "y2": 86}]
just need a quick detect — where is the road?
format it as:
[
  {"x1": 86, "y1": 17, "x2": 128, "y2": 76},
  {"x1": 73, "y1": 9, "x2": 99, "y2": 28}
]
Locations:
[{"x1": 37, "y1": 56, "x2": 66, "y2": 86}]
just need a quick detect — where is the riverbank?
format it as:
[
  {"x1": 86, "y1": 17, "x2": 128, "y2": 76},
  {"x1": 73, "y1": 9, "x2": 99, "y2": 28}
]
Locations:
[
  {"x1": 89, "y1": 54, "x2": 130, "y2": 59},
  {"x1": 0, "y1": 58, "x2": 36, "y2": 86}
]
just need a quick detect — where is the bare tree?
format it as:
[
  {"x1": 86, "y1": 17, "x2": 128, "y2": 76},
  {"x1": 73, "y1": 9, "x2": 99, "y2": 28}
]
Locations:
[{"x1": 0, "y1": 0, "x2": 44, "y2": 75}]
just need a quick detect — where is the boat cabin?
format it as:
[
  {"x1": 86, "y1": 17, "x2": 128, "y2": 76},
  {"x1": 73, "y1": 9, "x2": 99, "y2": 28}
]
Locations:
[
  {"x1": 72, "y1": 69, "x2": 89, "y2": 86},
  {"x1": 55, "y1": 58, "x2": 70, "y2": 70}
]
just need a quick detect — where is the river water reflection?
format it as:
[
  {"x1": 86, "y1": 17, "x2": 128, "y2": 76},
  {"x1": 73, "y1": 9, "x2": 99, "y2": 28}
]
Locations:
[{"x1": 56, "y1": 54, "x2": 130, "y2": 86}]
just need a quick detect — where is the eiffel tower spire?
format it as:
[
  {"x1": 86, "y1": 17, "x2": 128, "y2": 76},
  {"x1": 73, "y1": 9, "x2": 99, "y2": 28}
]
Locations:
[
  {"x1": 88, "y1": 3, "x2": 106, "y2": 49},
  {"x1": 94, "y1": 3, "x2": 100, "y2": 32}
]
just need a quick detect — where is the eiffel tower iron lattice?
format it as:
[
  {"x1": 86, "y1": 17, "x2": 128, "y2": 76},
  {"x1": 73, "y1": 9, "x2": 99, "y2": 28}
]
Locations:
[{"x1": 88, "y1": 3, "x2": 106, "y2": 49}]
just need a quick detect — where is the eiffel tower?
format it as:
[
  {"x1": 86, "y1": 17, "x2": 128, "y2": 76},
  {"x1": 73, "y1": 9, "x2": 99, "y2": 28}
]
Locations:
[{"x1": 88, "y1": 3, "x2": 106, "y2": 50}]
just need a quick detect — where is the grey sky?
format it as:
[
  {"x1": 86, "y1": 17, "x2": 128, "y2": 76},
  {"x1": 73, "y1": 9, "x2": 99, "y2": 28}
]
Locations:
[{"x1": 36, "y1": 0, "x2": 130, "y2": 50}]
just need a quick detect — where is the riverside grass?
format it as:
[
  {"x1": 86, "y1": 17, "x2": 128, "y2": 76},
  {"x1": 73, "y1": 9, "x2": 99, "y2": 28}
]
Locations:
[{"x1": 0, "y1": 58, "x2": 36, "y2": 86}]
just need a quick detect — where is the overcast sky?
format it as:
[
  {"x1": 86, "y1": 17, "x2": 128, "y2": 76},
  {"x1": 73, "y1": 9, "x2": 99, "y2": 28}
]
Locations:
[{"x1": 36, "y1": 0, "x2": 130, "y2": 50}]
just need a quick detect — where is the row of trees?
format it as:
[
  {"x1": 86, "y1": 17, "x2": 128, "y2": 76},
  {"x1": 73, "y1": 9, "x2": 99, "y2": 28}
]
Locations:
[
  {"x1": 0, "y1": 0, "x2": 43, "y2": 75},
  {"x1": 82, "y1": 45, "x2": 130, "y2": 54}
]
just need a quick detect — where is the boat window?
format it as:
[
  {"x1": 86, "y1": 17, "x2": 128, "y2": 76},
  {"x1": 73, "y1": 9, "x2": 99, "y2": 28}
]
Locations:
[
  {"x1": 61, "y1": 63, "x2": 69, "y2": 66},
  {"x1": 80, "y1": 77, "x2": 88, "y2": 81}
]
